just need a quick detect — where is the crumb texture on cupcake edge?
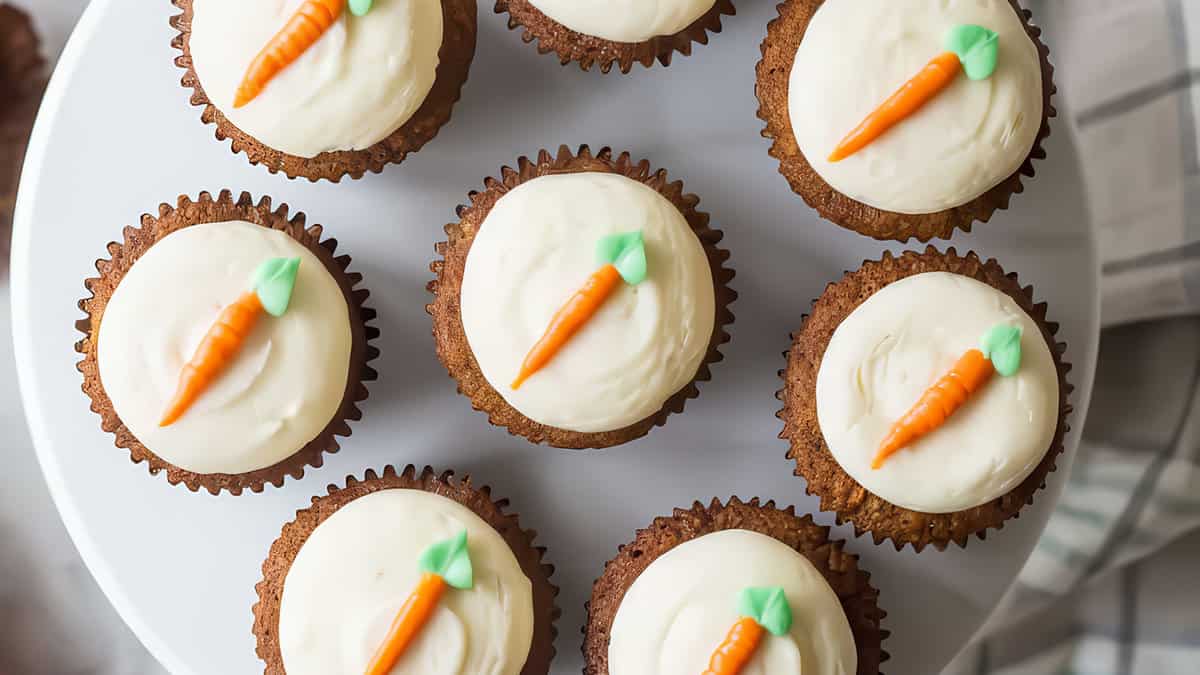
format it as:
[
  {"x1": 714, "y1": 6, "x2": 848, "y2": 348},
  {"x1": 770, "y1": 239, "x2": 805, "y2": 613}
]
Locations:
[
  {"x1": 252, "y1": 465, "x2": 560, "y2": 675},
  {"x1": 75, "y1": 190, "x2": 379, "y2": 495},
  {"x1": 494, "y1": 0, "x2": 735, "y2": 74},
  {"x1": 582, "y1": 497, "x2": 887, "y2": 675},
  {"x1": 427, "y1": 144, "x2": 736, "y2": 449},
  {"x1": 778, "y1": 247, "x2": 1074, "y2": 551},
  {"x1": 754, "y1": 0, "x2": 1057, "y2": 241}
]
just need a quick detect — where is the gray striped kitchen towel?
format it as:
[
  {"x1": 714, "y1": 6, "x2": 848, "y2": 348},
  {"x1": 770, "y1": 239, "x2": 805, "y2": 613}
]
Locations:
[{"x1": 945, "y1": 1, "x2": 1200, "y2": 673}]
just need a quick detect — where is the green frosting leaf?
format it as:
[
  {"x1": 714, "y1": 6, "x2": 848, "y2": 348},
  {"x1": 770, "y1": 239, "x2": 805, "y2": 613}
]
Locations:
[
  {"x1": 349, "y1": 0, "x2": 374, "y2": 16},
  {"x1": 595, "y1": 230, "x2": 648, "y2": 285},
  {"x1": 944, "y1": 24, "x2": 999, "y2": 80},
  {"x1": 417, "y1": 529, "x2": 474, "y2": 590},
  {"x1": 737, "y1": 586, "x2": 793, "y2": 637},
  {"x1": 980, "y1": 323, "x2": 1023, "y2": 377},
  {"x1": 250, "y1": 257, "x2": 300, "y2": 317}
]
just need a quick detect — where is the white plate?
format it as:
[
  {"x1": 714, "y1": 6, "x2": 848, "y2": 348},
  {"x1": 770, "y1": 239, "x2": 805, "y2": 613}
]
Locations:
[{"x1": 12, "y1": 1, "x2": 1098, "y2": 673}]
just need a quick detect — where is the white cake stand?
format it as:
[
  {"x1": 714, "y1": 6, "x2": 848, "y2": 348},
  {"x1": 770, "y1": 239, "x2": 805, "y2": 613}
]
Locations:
[{"x1": 11, "y1": 1, "x2": 1098, "y2": 673}]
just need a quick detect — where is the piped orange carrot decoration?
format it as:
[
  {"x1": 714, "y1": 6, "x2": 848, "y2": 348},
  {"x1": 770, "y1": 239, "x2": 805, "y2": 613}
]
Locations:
[
  {"x1": 703, "y1": 586, "x2": 793, "y2": 675},
  {"x1": 233, "y1": 0, "x2": 349, "y2": 108},
  {"x1": 365, "y1": 529, "x2": 473, "y2": 675},
  {"x1": 871, "y1": 323, "x2": 1023, "y2": 469},
  {"x1": 511, "y1": 231, "x2": 647, "y2": 389},
  {"x1": 828, "y1": 24, "x2": 1000, "y2": 162},
  {"x1": 158, "y1": 257, "x2": 300, "y2": 427}
]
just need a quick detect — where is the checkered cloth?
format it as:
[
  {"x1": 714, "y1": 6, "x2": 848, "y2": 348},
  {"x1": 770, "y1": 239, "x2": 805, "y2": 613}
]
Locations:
[{"x1": 945, "y1": 1, "x2": 1200, "y2": 673}]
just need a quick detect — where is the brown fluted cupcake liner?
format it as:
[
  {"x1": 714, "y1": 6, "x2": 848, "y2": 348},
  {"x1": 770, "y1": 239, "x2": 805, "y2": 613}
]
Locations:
[
  {"x1": 755, "y1": 0, "x2": 1057, "y2": 242},
  {"x1": 75, "y1": 190, "x2": 380, "y2": 495},
  {"x1": 495, "y1": 0, "x2": 736, "y2": 74},
  {"x1": 427, "y1": 144, "x2": 737, "y2": 449},
  {"x1": 252, "y1": 465, "x2": 561, "y2": 675},
  {"x1": 1, "y1": 3, "x2": 46, "y2": 264},
  {"x1": 778, "y1": 247, "x2": 1074, "y2": 552},
  {"x1": 583, "y1": 497, "x2": 888, "y2": 674},
  {"x1": 169, "y1": 0, "x2": 477, "y2": 182}
]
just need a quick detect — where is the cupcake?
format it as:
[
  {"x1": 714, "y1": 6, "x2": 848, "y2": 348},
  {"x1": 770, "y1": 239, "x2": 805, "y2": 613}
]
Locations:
[
  {"x1": 170, "y1": 0, "x2": 476, "y2": 181},
  {"x1": 76, "y1": 190, "x2": 378, "y2": 494},
  {"x1": 495, "y1": 0, "x2": 736, "y2": 73},
  {"x1": 428, "y1": 145, "x2": 736, "y2": 449},
  {"x1": 253, "y1": 465, "x2": 559, "y2": 674},
  {"x1": 756, "y1": 0, "x2": 1055, "y2": 241},
  {"x1": 779, "y1": 248, "x2": 1072, "y2": 551},
  {"x1": 583, "y1": 497, "x2": 886, "y2": 674}
]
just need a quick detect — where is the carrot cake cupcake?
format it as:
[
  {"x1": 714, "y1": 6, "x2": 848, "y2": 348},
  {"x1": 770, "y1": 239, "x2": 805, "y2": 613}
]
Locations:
[
  {"x1": 757, "y1": 0, "x2": 1055, "y2": 241},
  {"x1": 171, "y1": 0, "x2": 476, "y2": 181},
  {"x1": 779, "y1": 248, "x2": 1072, "y2": 551},
  {"x1": 428, "y1": 145, "x2": 736, "y2": 449},
  {"x1": 495, "y1": 0, "x2": 736, "y2": 73},
  {"x1": 584, "y1": 497, "x2": 886, "y2": 674},
  {"x1": 76, "y1": 191, "x2": 377, "y2": 494},
  {"x1": 253, "y1": 465, "x2": 559, "y2": 674}
]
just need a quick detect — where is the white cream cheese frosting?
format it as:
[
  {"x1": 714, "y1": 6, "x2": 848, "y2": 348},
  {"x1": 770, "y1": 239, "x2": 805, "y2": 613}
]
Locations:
[
  {"x1": 278, "y1": 489, "x2": 535, "y2": 675},
  {"x1": 188, "y1": 0, "x2": 444, "y2": 158},
  {"x1": 97, "y1": 221, "x2": 352, "y2": 475},
  {"x1": 608, "y1": 529, "x2": 857, "y2": 675},
  {"x1": 816, "y1": 272, "x2": 1059, "y2": 514},
  {"x1": 526, "y1": 0, "x2": 717, "y2": 42},
  {"x1": 787, "y1": 0, "x2": 1044, "y2": 214},
  {"x1": 459, "y1": 172, "x2": 716, "y2": 434}
]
